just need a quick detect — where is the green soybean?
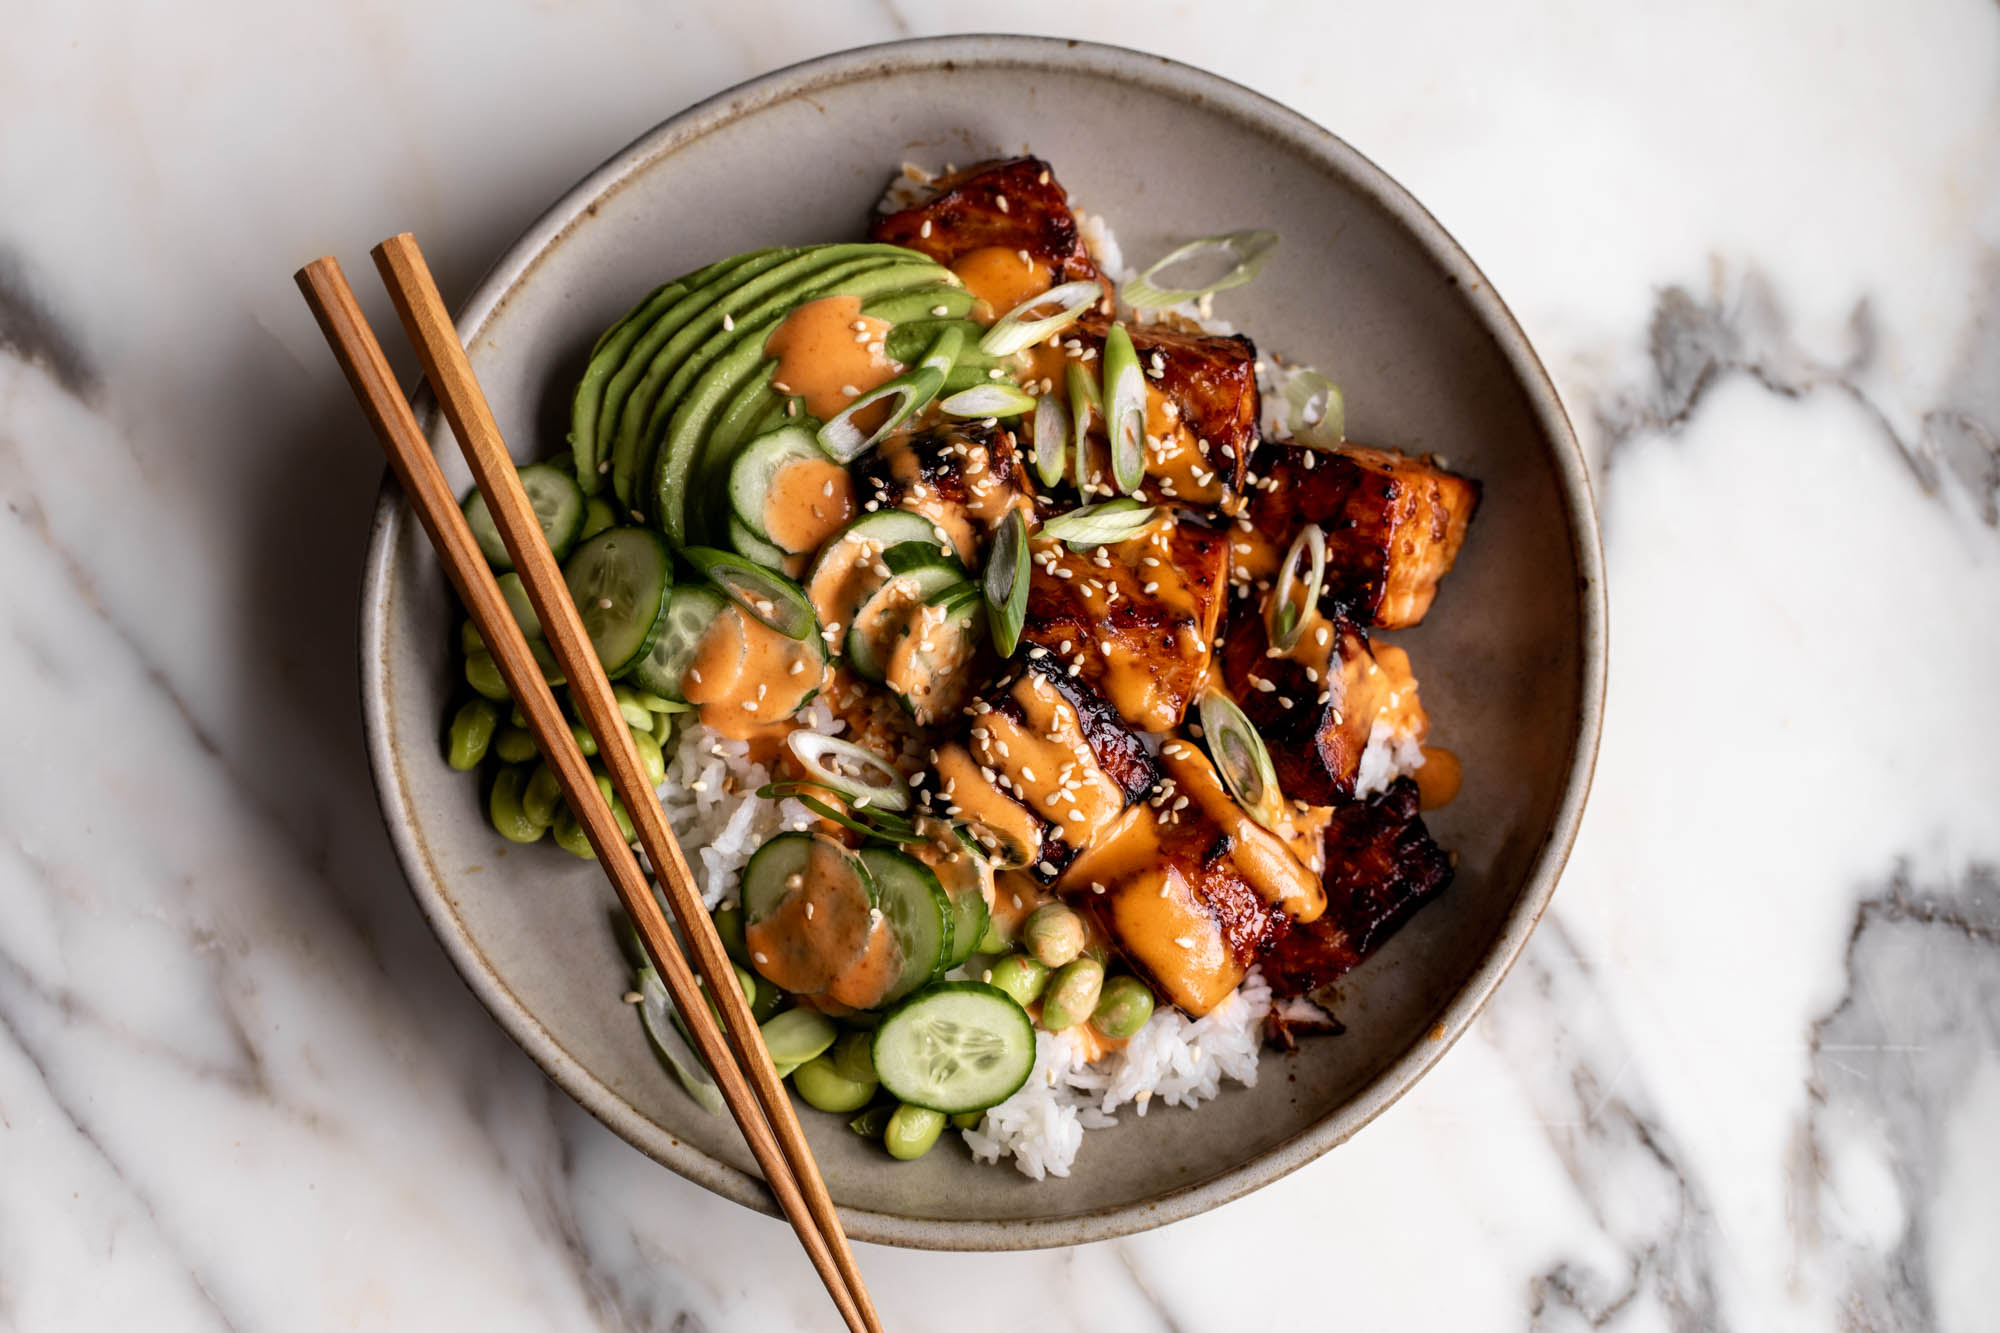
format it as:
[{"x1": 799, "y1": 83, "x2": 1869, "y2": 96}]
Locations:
[
  {"x1": 1090, "y1": 974, "x2": 1156, "y2": 1040},
  {"x1": 849, "y1": 1101, "x2": 895, "y2": 1140},
  {"x1": 580, "y1": 497, "x2": 617, "y2": 540},
  {"x1": 732, "y1": 964, "x2": 757, "y2": 1007},
  {"x1": 832, "y1": 1030, "x2": 877, "y2": 1085},
  {"x1": 1022, "y1": 902, "x2": 1086, "y2": 968},
  {"x1": 522, "y1": 764, "x2": 564, "y2": 827},
  {"x1": 530, "y1": 639, "x2": 565, "y2": 686},
  {"x1": 713, "y1": 906, "x2": 749, "y2": 966},
  {"x1": 986, "y1": 954, "x2": 1049, "y2": 1009},
  {"x1": 488, "y1": 767, "x2": 544, "y2": 844},
  {"x1": 552, "y1": 807, "x2": 596, "y2": 858},
  {"x1": 570, "y1": 723, "x2": 598, "y2": 757},
  {"x1": 460, "y1": 619, "x2": 485, "y2": 655},
  {"x1": 624, "y1": 686, "x2": 676, "y2": 713},
  {"x1": 446, "y1": 697, "x2": 500, "y2": 770},
  {"x1": 976, "y1": 913, "x2": 1016, "y2": 954},
  {"x1": 587, "y1": 774, "x2": 634, "y2": 841},
  {"x1": 760, "y1": 1007, "x2": 837, "y2": 1067},
  {"x1": 651, "y1": 707, "x2": 675, "y2": 744},
  {"x1": 749, "y1": 972, "x2": 786, "y2": 1022},
  {"x1": 492, "y1": 725, "x2": 538, "y2": 764},
  {"x1": 792, "y1": 1055, "x2": 878, "y2": 1114},
  {"x1": 1039, "y1": 957, "x2": 1105, "y2": 1032},
  {"x1": 948, "y1": 1111, "x2": 982, "y2": 1131},
  {"x1": 630, "y1": 728, "x2": 667, "y2": 787},
  {"x1": 885, "y1": 1104, "x2": 945, "y2": 1161},
  {"x1": 465, "y1": 650, "x2": 509, "y2": 701},
  {"x1": 612, "y1": 685, "x2": 653, "y2": 730}
]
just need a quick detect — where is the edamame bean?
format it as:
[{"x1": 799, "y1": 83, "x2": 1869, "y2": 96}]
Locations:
[
  {"x1": 570, "y1": 723, "x2": 598, "y2": 757},
  {"x1": 460, "y1": 619, "x2": 485, "y2": 655},
  {"x1": 832, "y1": 1030, "x2": 877, "y2": 1085},
  {"x1": 496, "y1": 572, "x2": 542, "y2": 638},
  {"x1": 1022, "y1": 903, "x2": 1086, "y2": 968},
  {"x1": 884, "y1": 1104, "x2": 945, "y2": 1161},
  {"x1": 522, "y1": 764, "x2": 564, "y2": 827},
  {"x1": 731, "y1": 964, "x2": 757, "y2": 1007},
  {"x1": 624, "y1": 686, "x2": 676, "y2": 713},
  {"x1": 848, "y1": 1102, "x2": 895, "y2": 1139},
  {"x1": 630, "y1": 728, "x2": 666, "y2": 787},
  {"x1": 488, "y1": 767, "x2": 544, "y2": 844},
  {"x1": 749, "y1": 973, "x2": 785, "y2": 1022},
  {"x1": 792, "y1": 1055, "x2": 878, "y2": 1114},
  {"x1": 712, "y1": 906, "x2": 749, "y2": 966},
  {"x1": 530, "y1": 639, "x2": 565, "y2": 686},
  {"x1": 1090, "y1": 974, "x2": 1156, "y2": 1040},
  {"x1": 948, "y1": 1111, "x2": 982, "y2": 1131},
  {"x1": 651, "y1": 707, "x2": 674, "y2": 744},
  {"x1": 552, "y1": 807, "x2": 596, "y2": 858},
  {"x1": 759, "y1": 1007, "x2": 838, "y2": 1067},
  {"x1": 1038, "y1": 957, "x2": 1105, "y2": 1032},
  {"x1": 986, "y1": 954, "x2": 1049, "y2": 1009},
  {"x1": 589, "y1": 774, "x2": 634, "y2": 841},
  {"x1": 446, "y1": 697, "x2": 500, "y2": 771},
  {"x1": 580, "y1": 497, "x2": 616, "y2": 540},
  {"x1": 612, "y1": 685, "x2": 653, "y2": 731},
  {"x1": 492, "y1": 725, "x2": 538, "y2": 764},
  {"x1": 464, "y1": 650, "x2": 509, "y2": 701}
]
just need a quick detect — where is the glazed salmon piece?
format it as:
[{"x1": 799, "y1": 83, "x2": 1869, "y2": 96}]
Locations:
[
  {"x1": 1237, "y1": 442, "x2": 1479, "y2": 628},
  {"x1": 1019, "y1": 509, "x2": 1228, "y2": 733},
  {"x1": 849, "y1": 420, "x2": 1035, "y2": 566},
  {"x1": 1070, "y1": 317, "x2": 1259, "y2": 508},
  {"x1": 870, "y1": 156, "x2": 1107, "y2": 302}
]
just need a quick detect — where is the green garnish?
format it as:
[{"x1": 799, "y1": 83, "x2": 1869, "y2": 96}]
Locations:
[
  {"x1": 1101, "y1": 323, "x2": 1146, "y2": 494},
  {"x1": 1122, "y1": 230, "x2": 1279, "y2": 309},
  {"x1": 1267, "y1": 524, "x2": 1325, "y2": 653},
  {"x1": 984, "y1": 508, "x2": 1030, "y2": 657},
  {"x1": 1198, "y1": 689, "x2": 1283, "y2": 834},
  {"x1": 681, "y1": 547, "x2": 818, "y2": 641},
  {"x1": 939, "y1": 381, "x2": 1037, "y2": 419},
  {"x1": 1037, "y1": 498, "x2": 1156, "y2": 547},
  {"x1": 1031, "y1": 391, "x2": 1069, "y2": 488},
  {"x1": 976, "y1": 280, "x2": 1103, "y2": 357},
  {"x1": 817, "y1": 325, "x2": 962, "y2": 462},
  {"x1": 1283, "y1": 369, "x2": 1346, "y2": 450}
]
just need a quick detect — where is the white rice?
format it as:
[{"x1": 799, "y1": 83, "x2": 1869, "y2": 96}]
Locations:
[
  {"x1": 1355, "y1": 719, "x2": 1427, "y2": 798},
  {"x1": 655, "y1": 699, "x2": 840, "y2": 909},
  {"x1": 964, "y1": 969, "x2": 1272, "y2": 1179}
]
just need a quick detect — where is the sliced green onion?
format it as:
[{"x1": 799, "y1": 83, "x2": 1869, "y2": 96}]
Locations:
[
  {"x1": 618, "y1": 922, "x2": 724, "y2": 1114},
  {"x1": 1283, "y1": 369, "x2": 1346, "y2": 450},
  {"x1": 1037, "y1": 498, "x2": 1157, "y2": 547},
  {"x1": 1031, "y1": 391, "x2": 1069, "y2": 488},
  {"x1": 758, "y1": 781, "x2": 926, "y2": 844},
  {"x1": 984, "y1": 508, "x2": 1030, "y2": 657},
  {"x1": 1101, "y1": 323, "x2": 1146, "y2": 494},
  {"x1": 1198, "y1": 689, "x2": 1283, "y2": 833},
  {"x1": 682, "y1": 547, "x2": 818, "y2": 641},
  {"x1": 1122, "y1": 230, "x2": 1279, "y2": 309},
  {"x1": 1065, "y1": 359, "x2": 1100, "y2": 448},
  {"x1": 977, "y1": 280, "x2": 1103, "y2": 357},
  {"x1": 817, "y1": 325, "x2": 962, "y2": 463},
  {"x1": 1266, "y1": 524, "x2": 1326, "y2": 652},
  {"x1": 940, "y1": 381, "x2": 1037, "y2": 419},
  {"x1": 785, "y1": 733, "x2": 911, "y2": 813}
]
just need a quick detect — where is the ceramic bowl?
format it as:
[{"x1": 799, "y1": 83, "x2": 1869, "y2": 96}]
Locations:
[{"x1": 360, "y1": 35, "x2": 1605, "y2": 1250}]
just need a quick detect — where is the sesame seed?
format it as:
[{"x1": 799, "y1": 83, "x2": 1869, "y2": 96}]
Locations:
[{"x1": 722, "y1": 312, "x2": 735, "y2": 331}]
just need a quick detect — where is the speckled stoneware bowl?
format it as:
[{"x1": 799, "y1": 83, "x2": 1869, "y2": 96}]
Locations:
[{"x1": 360, "y1": 35, "x2": 1605, "y2": 1250}]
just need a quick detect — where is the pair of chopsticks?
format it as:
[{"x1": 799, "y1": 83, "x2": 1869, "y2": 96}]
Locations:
[{"x1": 297, "y1": 236, "x2": 881, "y2": 1333}]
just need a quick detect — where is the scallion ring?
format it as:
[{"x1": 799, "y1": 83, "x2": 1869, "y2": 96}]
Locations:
[
  {"x1": 1198, "y1": 689, "x2": 1283, "y2": 833},
  {"x1": 757, "y1": 781, "x2": 926, "y2": 845},
  {"x1": 1037, "y1": 498, "x2": 1156, "y2": 547},
  {"x1": 785, "y1": 733, "x2": 912, "y2": 813},
  {"x1": 1122, "y1": 230, "x2": 1279, "y2": 309},
  {"x1": 682, "y1": 547, "x2": 818, "y2": 640},
  {"x1": 1282, "y1": 369, "x2": 1345, "y2": 450},
  {"x1": 1101, "y1": 323, "x2": 1147, "y2": 494},
  {"x1": 816, "y1": 325, "x2": 962, "y2": 462},
  {"x1": 940, "y1": 381, "x2": 1037, "y2": 419},
  {"x1": 1266, "y1": 524, "x2": 1326, "y2": 652},
  {"x1": 984, "y1": 508, "x2": 1030, "y2": 657},
  {"x1": 1031, "y1": 391, "x2": 1069, "y2": 488},
  {"x1": 976, "y1": 280, "x2": 1104, "y2": 357}
]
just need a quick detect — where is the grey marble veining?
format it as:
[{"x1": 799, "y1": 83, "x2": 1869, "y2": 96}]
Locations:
[{"x1": 2, "y1": 1, "x2": 1997, "y2": 1330}]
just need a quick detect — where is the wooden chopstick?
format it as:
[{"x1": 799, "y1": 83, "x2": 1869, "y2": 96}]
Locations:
[{"x1": 296, "y1": 251, "x2": 880, "y2": 1333}]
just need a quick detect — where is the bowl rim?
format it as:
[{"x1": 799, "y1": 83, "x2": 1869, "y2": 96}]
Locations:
[{"x1": 358, "y1": 32, "x2": 1606, "y2": 1251}]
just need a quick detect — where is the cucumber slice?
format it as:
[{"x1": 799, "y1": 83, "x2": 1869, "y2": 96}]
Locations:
[
  {"x1": 805, "y1": 509, "x2": 956, "y2": 655},
  {"x1": 463, "y1": 463, "x2": 586, "y2": 570},
  {"x1": 626, "y1": 584, "x2": 730, "y2": 700},
  {"x1": 848, "y1": 566, "x2": 969, "y2": 683},
  {"x1": 870, "y1": 982, "x2": 1036, "y2": 1114},
  {"x1": 729, "y1": 425, "x2": 824, "y2": 544},
  {"x1": 741, "y1": 833, "x2": 877, "y2": 997},
  {"x1": 683, "y1": 547, "x2": 819, "y2": 642},
  {"x1": 728, "y1": 513, "x2": 793, "y2": 571},
  {"x1": 938, "y1": 858, "x2": 991, "y2": 972},
  {"x1": 495, "y1": 572, "x2": 542, "y2": 640},
  {"x1": 855, "y1": 847, "x2": 951, "y2": 1006},
  {"x1": 561, "y1": 526, "x2": 674, "y2": 676},
  {"x1": 884, "y1": 582, "x2": 986, "y2": 726}
]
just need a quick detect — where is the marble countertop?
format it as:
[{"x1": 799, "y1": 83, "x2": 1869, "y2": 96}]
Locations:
[{"x1": 4, "y1": 2, "x2": 1997, "y2": 1329}]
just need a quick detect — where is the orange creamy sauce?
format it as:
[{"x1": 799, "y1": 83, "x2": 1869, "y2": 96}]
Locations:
[
  {"x1": 1067, "y1": 819, "x2": 1242, "y2": 1015},
  {"x1": 1141, "y1": 386, "x2": 1228, "y2": 507},
  {"x1": 745, "y1": 839, "x2": 875, "y2": 996},
  {"x1": 969, "y1": 675, "x2": 1126, "y2": 846},
  {"x1": 684, "y1": 609, "x2": 827, "y2": 766},
  {"x1": 1157, "y1": 743, "x2": 1323, "y2": 922},
  {"x1": 935, "y1": 745, "x2": 1044, "y2": 868},
  {"x1": 1415, "y1": 745, "x2": 1462, "y2": 810},
  {"x1": 950, "y1": 246, "x2": 1051, "y2": 320},
  {"x1": 871, "y1": 432, "x2": 1027, "y2": 565},
  {"x1": 764, "y1": 294, "x2": 899, "y2": 424},
  {"x1": 765, "y1": 456, "x2": 854, "y2": 554}
]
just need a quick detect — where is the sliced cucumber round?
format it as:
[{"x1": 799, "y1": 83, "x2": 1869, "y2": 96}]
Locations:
[
  {"x1": 856, "y1": 847, "x2": 952, "y2": 1006},
  {"x1": 728, "y1": 424, "x2": 825, "y2": 545},
  {"x1": 871, "y1": 982, "x2": 1036, "y2": 1114},
  {"x1": 728, "y1": 512, "x2": 793, "y2": 572},
  {"x1": 848, "y1": 565, "x2": 969, "y2": 683},
  {"x1": 625, "y1": 584, "x2": 730, "y2": 700},
  {"x1": 683, "y1": 546, "x2": 818, "y2": 641},
  {"x1": 884, "y1": 583, "x2": 986, "y2": 726},
  {"x1": 740, "y1": 833, "x2": 878, "y2": 997},
  {"x1": 463, "y1": 463, "x2": 586, "y2": 571},
  {"x1": 561, "y1": 526, "x2": 673, "y2": 676}
]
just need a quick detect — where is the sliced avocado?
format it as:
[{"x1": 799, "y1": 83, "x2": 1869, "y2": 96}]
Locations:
[
  {"x1": 570, "y1": 279, "x2": 686, "y2": 492},
  {"x1": 659, "y1": 261, "x2": 960, "y2": 546},
  {"x1": 708, "y1": 361, "x2": 783, "y2": 474},
  {"x1": 860, "y1": 283, "x2": 977, "y2": 326},
  {"x1": 611, "y1": 244, "x2": 917, "y2": 513},
  {"x1": 599, "y1": 248, "x2": 797, "y2": 507},
  {"x1": 883, "y1": 318, "x2": 1007, "y2": 373}
]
